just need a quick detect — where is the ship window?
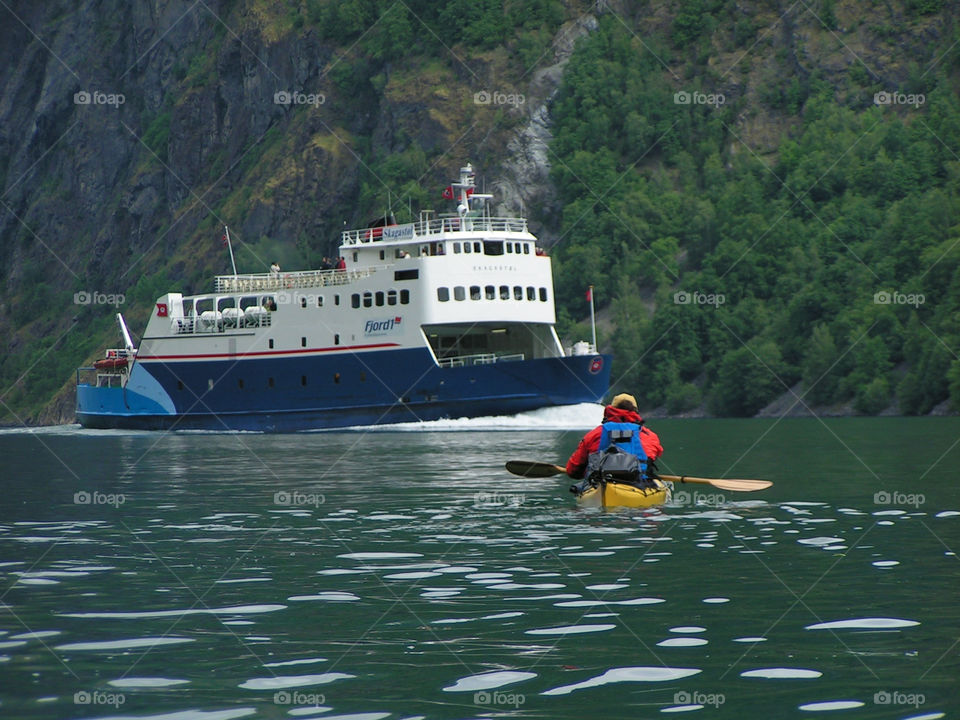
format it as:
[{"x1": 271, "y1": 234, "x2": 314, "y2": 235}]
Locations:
[
  {"x1": 437, "y1": 287, "x2": 450, "y2": 302},
  {"x1": 352, "y1": 251, "x2": 358, "y2": 262},
  {"x1": 523, "y1": 243, "x2": 530, "y2": 254},
  {"x1": 387, "y1": 290, "x2": 397, "y2": 306},
  {"x1": 470, "y1": 285, "x2": 481, "y2": 300},
  {"x1": 301, "y1": 375, "x2": 307, "y2": 386},
  {"x1": 301, "y1": 337, "x2": 307, "y2": 347},
  {"x1": 317, "y1": 296, "x2": 323, "y2": 307},
  {"x1": 453, "y1": 242, "x2": 461, "y2": 254},
  {"x1": 379, "y1": 250, "x2": 385, "y2": 260},
  {"x1": 499, "y1": 285, "x2": 509, "y2": 300},
  {"x1": 376, "y1": 291, "x2": 384, "y2": 306},
  {"x1": 269, "y1": 338, "x2": 274, "y2": 349},
  {"x1": 464, "y1": 243, "x2": 471, "y2": 254},
  {"x1": 527, "y1": 286, "x2": 535, "y2": 300},
  {"x1": 363, "y1": 292, "x2": 372, "y2": 308},
  {"x1": 506, "y1": 243, "x2": 512, "y2": 253},
  {"x1": 454, "y1": 286, "x2": 465, "y2": 301},
  {"x1": 473, "y1": 241, "x2": 481, "y2": 253},
  {"x1": 238, "y1": 379, "x2": 244, "y2": 389},
  {"x1": 300, "y1": 297, "x2": 307, "y2": 308},
  {"x1": 351, "y1": 294, "x2": 360, "y2": 309},
  {"x1": 395, "y1": 269, "x2": 418, "y2": 280},
  {"x1": 514, "y1": 285, "x2": 523, "y2": 300},
  {"x1": 335, "y1": 334, "x2": 340, "y2": 345},
  {"x1": 400, "y1": 289, "x2": 410, "y2": 304},
  {"x1": 485, "y1": 285, "x2": 495, "y2": 300},
  {"x1": 268, "y1": 377, "x2": 275, "y2": 388},
  {"x1": 335, "y1": 294, "x2": 340, "y2": 306},
  {"x1": 539, "y1": 287, "x2": 548, "y2": 301}
]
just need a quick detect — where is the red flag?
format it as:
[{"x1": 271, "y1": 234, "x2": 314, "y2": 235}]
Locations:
[
  {"x1": 222, "y1": 234, "x2": 228, "y2": 247},
  {"x1": 585, "y1": 287, "x2": 593, "y2": 302},
  {"x1": 441, "y1": 186, "x2": 454, "y2": 199}
]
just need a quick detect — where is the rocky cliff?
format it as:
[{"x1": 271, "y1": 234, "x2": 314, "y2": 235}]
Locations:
[{"x1": 0, "y1": 0, "x2": 595, "y2": 424}]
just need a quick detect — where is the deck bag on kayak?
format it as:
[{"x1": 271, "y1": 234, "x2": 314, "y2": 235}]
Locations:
[{"x1": 569, "y1": 445, "x2": 652, "y2": 496}]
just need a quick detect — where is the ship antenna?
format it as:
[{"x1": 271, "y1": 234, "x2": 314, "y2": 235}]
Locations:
[{"x1": 224, "y1": 225, "x2": 238, "y2": 279}]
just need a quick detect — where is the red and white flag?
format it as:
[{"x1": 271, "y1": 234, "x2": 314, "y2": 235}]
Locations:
[{"x1": 585, "y1": 286, "x2": 593, "y2": 302}]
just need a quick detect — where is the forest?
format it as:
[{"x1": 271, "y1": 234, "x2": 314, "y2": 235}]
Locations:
[{"x1": 546, "y1": 10, "x2": 959, "y2": 415}]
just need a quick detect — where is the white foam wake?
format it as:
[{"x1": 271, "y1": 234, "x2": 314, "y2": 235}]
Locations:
[{"x1": 355, "y1": 402, "x2": 604, "y2": 432}]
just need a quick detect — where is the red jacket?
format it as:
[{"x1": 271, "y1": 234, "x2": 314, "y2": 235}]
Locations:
[{"x1": 566, "y1": 405, "x2": 663, "y2": 479}]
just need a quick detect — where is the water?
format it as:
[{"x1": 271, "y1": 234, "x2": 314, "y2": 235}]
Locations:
[{"x1": 1, "y1": 410, "x2": 958, "y2": 719}]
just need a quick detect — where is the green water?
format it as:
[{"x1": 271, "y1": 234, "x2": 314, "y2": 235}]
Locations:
[{"x1": 0, "y1": 417, "x2": 958, "y2": 719}]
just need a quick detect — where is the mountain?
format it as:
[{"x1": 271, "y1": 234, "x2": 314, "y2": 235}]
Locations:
[{"x1": 0, "y1": 0, "x2": 957, "y2": 425}]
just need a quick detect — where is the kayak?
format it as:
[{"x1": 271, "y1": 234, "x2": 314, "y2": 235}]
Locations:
[{"x1": 575, "y1": 478, "x2": 670, "y2": 509}]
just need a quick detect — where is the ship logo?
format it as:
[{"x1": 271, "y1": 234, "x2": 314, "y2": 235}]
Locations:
[
  {"x1": 364, "y1": 316, "x2": 402, "y2": 336},
  {"x1": 156, "y1": 303, "x2": 168, "y2": 317},
  {"x1": 589, "y1": 356, "x2": 603, "y2": 374}
]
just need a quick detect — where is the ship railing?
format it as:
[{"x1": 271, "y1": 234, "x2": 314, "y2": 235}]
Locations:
[
  {"x1": 76, "y1": 367, "x2": 125, "y2": 387},
  {"x1": 214, "y1": 267, "x2": 376, "y2": 293},
  {"x1": 437, "y1": 352, "x2": 525, "y2": 368},
  {"x1": 341, "y1": 216, "x2": 529, "y2": 245},
  {"x1": 171, "y1": 312, "x2": 273, "y2": 335}
]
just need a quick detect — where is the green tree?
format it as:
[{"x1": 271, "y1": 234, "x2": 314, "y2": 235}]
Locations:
[{"x1": 708, "y1": 341, "x2": 786, "y2": 416}]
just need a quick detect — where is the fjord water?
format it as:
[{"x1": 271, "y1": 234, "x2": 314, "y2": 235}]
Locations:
[{"x1": 1, "y1": 412, "x2": 958, "y2": 720}]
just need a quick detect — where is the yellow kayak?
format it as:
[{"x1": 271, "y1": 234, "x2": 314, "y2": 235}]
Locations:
[{"x1": 576, "y1": 478, "x2": 670, "y2": 509}]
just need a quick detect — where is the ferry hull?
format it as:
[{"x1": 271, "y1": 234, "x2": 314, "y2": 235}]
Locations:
[{"x1": 76, "y1": 351, "x2": 611, "y2": 431}]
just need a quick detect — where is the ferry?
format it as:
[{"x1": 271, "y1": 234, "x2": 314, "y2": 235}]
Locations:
[{"x1": 75, "y1": 164, "x2": 611, "y2": 431}]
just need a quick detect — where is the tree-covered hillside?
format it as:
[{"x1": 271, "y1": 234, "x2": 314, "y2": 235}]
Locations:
[
  {"x1": 0, "y1": 0, "x2": 957, "y2": 424},
  {"x1": 548, "y1": 7, "x2": 960, "y2": 416}
]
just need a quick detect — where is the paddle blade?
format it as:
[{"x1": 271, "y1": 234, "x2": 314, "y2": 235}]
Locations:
[
  {"x1": 505, "y1": 461, "x2": 566, "y2": 478},
  {"x1": 702, "y1": 478, "x2": 772, "y2": 492}
]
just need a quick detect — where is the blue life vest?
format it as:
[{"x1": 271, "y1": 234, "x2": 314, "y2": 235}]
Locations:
[{"x1": 598, "y1": 422, "x2": 648, "y2": 474}]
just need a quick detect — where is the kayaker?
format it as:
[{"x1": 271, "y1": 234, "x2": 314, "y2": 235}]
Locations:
[{"x1": 566, "y1": 393, "x2": 663, "y2": 479}]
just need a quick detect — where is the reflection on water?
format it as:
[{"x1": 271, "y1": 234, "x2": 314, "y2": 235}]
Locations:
[{"x1": 0, "y1": 417, "x2": 958, "y2": 718}]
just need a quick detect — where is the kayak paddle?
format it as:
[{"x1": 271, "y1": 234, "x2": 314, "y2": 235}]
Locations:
[
  {"x1": 504, "y1": 460, "x2": 772, "y2": 492},
  {"x1": 504, "y1": 460, "x2": 566, "y2": 477}
]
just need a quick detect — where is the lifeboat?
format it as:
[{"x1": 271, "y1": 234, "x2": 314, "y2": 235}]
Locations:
[{"x1": 93, "y1": 356, "x2": 128, "y2": 371}]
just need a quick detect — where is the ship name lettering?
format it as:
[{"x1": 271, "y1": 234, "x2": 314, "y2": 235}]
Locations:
[{"x1": 472, "y1": 265, "x2": 517, "y2": 272}]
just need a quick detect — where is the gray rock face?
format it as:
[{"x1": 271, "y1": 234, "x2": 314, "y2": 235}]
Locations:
[
  {"x1": 495, "y1": 14, "x2": 598, "y2": 241},
  {"x1": 0, "y1": 2, "x2": 593, "y2": 423}
]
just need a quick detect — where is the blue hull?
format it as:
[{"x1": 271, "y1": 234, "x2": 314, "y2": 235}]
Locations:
[{"x1": 76, "y1": 349, "x2": 611, "y2": 431}]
